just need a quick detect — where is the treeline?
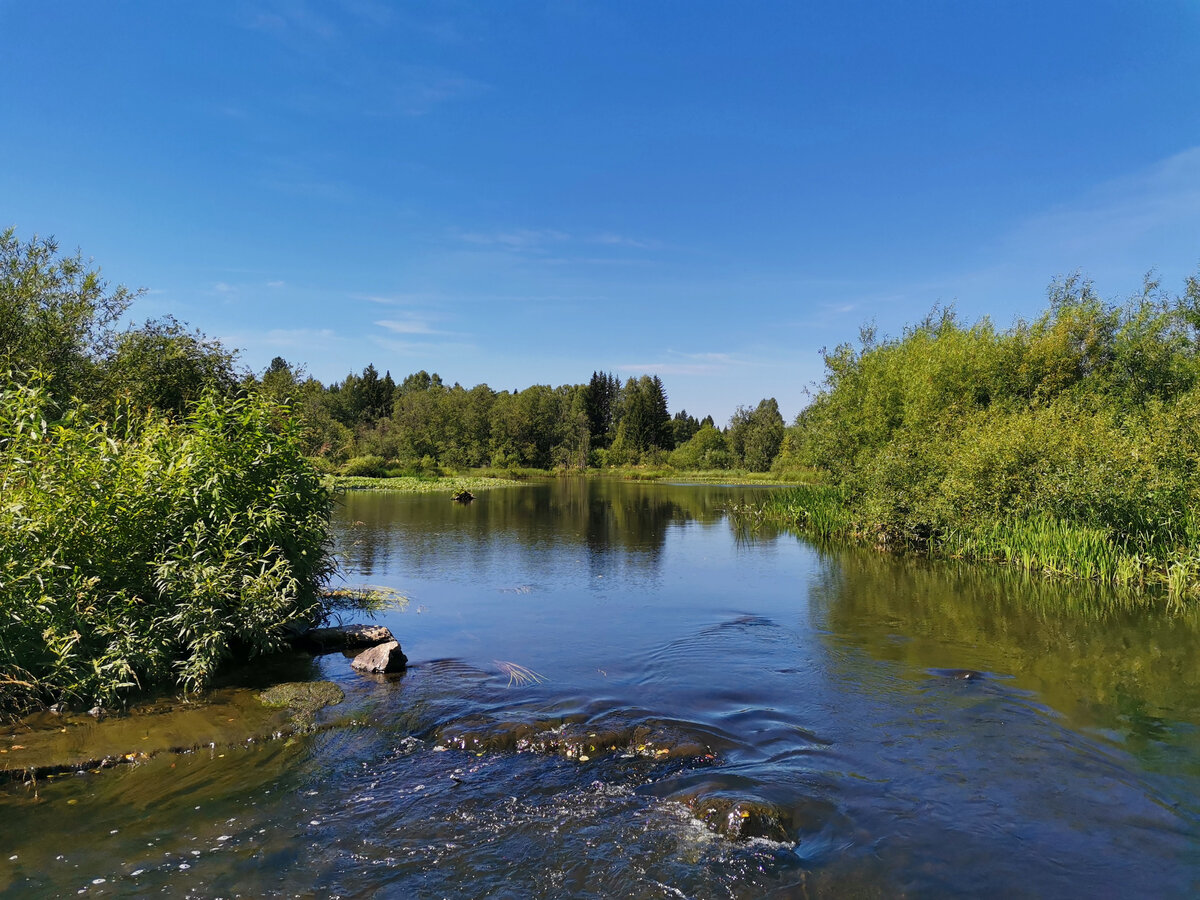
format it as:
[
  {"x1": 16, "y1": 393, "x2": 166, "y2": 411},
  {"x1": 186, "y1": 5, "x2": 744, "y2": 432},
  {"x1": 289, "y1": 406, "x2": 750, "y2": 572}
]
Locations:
[
  {"x1": 254, "y1": 363, "x2": 791, "y2": 475},
  {"x1": 773, "y1": 271, "x2": 1200, "y2": 595}
]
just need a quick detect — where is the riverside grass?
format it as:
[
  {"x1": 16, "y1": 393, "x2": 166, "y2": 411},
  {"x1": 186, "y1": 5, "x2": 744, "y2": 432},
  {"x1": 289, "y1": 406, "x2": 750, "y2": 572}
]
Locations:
[
  {"x1": 329, "y1": 467, "x2": 818, "y2": 491},
  {"x1": 766, "y1": 486, "x2": 1200, "y2": 596},
  {"x1": 0, "y1": 377, "x2": 336, "y2": 716}
]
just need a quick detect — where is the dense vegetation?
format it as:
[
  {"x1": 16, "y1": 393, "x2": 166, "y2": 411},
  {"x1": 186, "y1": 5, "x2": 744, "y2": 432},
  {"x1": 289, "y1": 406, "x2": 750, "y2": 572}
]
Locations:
[
  {"x1": 771, "y1": 272, "x2": 1200, "y2": 596},
  {"x1": 1, "y1": 230, "x2": 332, "y2": 715},
  {"x1": 257, "y1": 363, "x2": 794, "y2": 476}
]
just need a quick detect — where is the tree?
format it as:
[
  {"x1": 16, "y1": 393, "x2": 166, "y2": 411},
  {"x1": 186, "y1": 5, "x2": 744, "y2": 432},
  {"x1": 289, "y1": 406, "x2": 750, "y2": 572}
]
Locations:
[
  {"x1": 727, "y1": 398, "x2": 786, "y2": 471},
  {"x1": 0, "y1": 228, "x2": 138, "y2": 404},
  {"x1": 668, "y1": 423, "x2": 731, "y2": 469},
  {"x1": 100, "y1": 316, "x2": 238, "y2": 416},
  {"x1": 582, "y1": 371, "x2": 620, "y2": 449},
  {"x1": 671, "y1": 410, "x2": 700, "y2": 447}
]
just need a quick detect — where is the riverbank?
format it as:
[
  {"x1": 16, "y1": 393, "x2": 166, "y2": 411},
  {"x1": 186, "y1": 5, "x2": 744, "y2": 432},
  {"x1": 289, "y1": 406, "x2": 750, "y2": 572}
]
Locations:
[
  {"x1": 761, "y1": 484, "x2": 1200, "y2": 598},
  {"x1": 328, "y1": 466, "x2": 819, "y2": 492}
]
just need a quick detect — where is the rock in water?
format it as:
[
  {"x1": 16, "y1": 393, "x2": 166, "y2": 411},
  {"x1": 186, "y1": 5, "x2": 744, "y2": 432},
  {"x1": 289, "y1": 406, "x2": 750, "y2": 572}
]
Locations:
[
  {"x1": 294, "y1": 624, "x2": 395, "y2": 653},
  {"x1": 351, "y1": 640, "x2": 408, "y2": 674},
  {"x1": 451, "y1": 489, "x2": 475, "y2": 503}
]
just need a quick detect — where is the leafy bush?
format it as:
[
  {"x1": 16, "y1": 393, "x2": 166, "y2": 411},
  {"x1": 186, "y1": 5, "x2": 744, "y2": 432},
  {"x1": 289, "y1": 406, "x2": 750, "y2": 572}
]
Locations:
[
  {"x1": 341, "y1": 454, "x2": 390, "y2": 477},
  {"x1": 0, "y1": 377, "x2": 334, "y2": 714},
  {"x1": 780, "y1": 272, "x2": 1200, "y2": 593}
]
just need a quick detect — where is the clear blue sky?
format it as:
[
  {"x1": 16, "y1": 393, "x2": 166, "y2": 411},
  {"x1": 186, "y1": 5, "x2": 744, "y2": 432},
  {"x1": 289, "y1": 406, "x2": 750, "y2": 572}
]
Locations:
[{"x1": 4, "y1": 1, "x2": 1199, "y2": 423}]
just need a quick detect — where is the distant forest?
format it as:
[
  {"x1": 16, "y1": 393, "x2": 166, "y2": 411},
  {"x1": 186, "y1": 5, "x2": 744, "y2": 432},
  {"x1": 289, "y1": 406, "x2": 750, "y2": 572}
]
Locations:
[{"x1": 254, "y1": 363, "x2": 790, "y2": 474}]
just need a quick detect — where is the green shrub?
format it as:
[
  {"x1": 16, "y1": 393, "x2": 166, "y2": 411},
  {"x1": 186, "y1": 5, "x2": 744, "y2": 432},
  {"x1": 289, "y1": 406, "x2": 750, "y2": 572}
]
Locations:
[
  {"x1": 777, "y1": 271, "x2": 1200, "y2": 594},
  {"x1": 341, "y1": 454, "x2": 390, "y2": 477},
  {"x1": 0, "y1": 376, "x2": 334, "y2": 714}
]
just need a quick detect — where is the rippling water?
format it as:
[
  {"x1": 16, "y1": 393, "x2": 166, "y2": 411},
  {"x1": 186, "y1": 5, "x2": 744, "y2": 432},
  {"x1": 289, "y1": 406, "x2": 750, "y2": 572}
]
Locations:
[{"x1": 4, "y1": 480, "x2": 1200, "y2": 897}]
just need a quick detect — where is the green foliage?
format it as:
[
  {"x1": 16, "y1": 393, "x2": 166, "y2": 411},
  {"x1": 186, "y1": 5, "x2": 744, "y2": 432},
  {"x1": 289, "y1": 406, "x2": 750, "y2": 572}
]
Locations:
[
  {"x1": 0, "y1": 378, "x2": 334, "y2": 714},
  {"x1": 0, "y1": 228, "x2": 138, "y2": 405},
  {"x1": 99, "y1": 315, "x2": 238, "y2": 416},
  {"x1": 780, "y1": 271, "x2": 1200, "y2": 595},
  {"x1": 668, "y1": 423, "x2": 732, "y2": 470},
  {"x1": 341, "y1": 454, "x2": 391, "y2": 477},
  {"x1": 727, "y1": 398, "x2": 785, "y2": 471}
]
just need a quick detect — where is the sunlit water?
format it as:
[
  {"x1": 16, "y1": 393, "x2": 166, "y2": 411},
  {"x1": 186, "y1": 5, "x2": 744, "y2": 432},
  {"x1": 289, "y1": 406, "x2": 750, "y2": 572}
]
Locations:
[{"x1": 4, "y1": 480, "x2": 1200, "y2": 897}]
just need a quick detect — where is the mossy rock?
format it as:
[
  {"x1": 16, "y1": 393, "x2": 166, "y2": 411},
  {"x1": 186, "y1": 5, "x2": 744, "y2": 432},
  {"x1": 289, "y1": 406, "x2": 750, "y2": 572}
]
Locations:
[{"x1": 258, "y1": 681, "x2": 345, "y2": 721}]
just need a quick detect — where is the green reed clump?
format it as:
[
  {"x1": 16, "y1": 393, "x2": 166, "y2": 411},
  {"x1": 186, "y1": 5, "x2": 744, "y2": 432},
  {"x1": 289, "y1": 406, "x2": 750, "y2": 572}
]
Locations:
[
  {"x1": 762, "y1": 485, "x2": 856, "y2": 540},
  {"x1": 0, "y1": 376, "x2": 335, "y2": 715}
]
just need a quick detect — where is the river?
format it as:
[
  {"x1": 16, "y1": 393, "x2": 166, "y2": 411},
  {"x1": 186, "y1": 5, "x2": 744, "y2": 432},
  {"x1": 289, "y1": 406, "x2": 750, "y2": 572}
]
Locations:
[{"x1": 3, "y1": 480, "x2": 1200, "y2": 897}]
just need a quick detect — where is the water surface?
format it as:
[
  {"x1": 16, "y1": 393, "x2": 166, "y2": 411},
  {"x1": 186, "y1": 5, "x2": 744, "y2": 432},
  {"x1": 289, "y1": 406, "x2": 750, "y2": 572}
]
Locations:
[{"x1": 4, "y1": 480, "x2": 1200, "y2": 897}]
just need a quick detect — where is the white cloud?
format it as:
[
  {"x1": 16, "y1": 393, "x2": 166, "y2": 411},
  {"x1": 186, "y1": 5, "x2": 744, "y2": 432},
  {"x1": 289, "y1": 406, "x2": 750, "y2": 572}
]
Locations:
[
  {"x1": 457, "y1": 228, "x2": 571, "y2": 250},
  {"x1": 1004, "y1": 145, "x2": 1200, "y2": 275},
  {"x1": 375, "y1": 316, "x2": 438, "y2": 335},
  {"x1": 370, "y1": 335, "x2": 475, "y2": 355},
  {"x1": 266, "y1": 280, "x2": 286, "y2": 288},
  {"x1": 384, "y1": 70, "x2": 490, "y2": 116},
  {"x1": 590, "y1": 232, "x2": 657, "y2": 250},
  {"x1": 618, "y1": 351, "x2": 747, "y2": 377}
]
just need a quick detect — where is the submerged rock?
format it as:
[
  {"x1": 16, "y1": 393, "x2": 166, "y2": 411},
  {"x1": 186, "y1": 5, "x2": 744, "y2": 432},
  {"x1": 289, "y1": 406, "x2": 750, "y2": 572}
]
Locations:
[
  {"x1": 351, "y1": 640, "x2": 408, "y2": 674},
  {"x1": 433, "y1": 714, "x2": 721, "y2": 763},
  {"x1": 293, "y1": 624, "x2": 394, "y2": 653},
  {"x1": 680, "y1": 793, "x2": 792, "y2": 842},
  {"x1": 258, "y1": 680, "x2": 345, "y2": 717}
]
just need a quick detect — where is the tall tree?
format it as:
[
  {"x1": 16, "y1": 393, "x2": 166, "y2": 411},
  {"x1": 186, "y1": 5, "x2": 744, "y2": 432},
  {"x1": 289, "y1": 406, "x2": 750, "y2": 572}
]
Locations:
[
  {"x1": 0, "y1": 228, "x2": 137, "y2": 404},
  {"x1": 583, "y1": 370, "x2": 620, "y2": 448}
]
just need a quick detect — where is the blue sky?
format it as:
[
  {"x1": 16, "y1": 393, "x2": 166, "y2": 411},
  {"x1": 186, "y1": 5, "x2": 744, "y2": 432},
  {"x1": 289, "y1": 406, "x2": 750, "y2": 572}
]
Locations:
[{"x1": 4, "y1": 1, "x2": 1199, "y2": 423}]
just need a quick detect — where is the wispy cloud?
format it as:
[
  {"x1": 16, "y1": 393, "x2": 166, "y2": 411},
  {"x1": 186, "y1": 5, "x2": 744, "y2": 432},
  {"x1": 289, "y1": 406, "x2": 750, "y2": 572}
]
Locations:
[
  {"x1": 617, "y1": 351, "x2": 746, "y2": 377},
  {"x1": 590, "y1": 232, "x2": 658, "y2": 250},
  {"x1": 243, "y1": 2, "x2": 339, "y2": 44},
  {"x1": 381, "y1": 69, "x2": 489, "y2": 116},
  {"x1": 370, "y1": 335, "x2": 475, "y2": 355},
  {"x1": 1002, "y1": 145, "x2": 1200, "y2": 276},
  {"x1": 375, "y1": 315, "x2": 439, "y2": 335},
  {"x1": 266, "y1": 280, "x2": 286, "y2": 288},
  {"x1": 457, "y1": 228, "x2": 571, "y2": 250}
]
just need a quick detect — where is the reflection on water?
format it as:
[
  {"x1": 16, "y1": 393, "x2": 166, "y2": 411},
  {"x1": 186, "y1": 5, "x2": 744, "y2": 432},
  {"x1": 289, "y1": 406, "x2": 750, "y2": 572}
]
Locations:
[{"x1": 4, "y1": 480, "x2": 1200, "y2": 897}]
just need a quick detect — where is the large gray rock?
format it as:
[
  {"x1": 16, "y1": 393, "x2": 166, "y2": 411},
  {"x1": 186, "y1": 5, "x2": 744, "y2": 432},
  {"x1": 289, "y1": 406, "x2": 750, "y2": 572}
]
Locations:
[
  {"x1": 294, "y1": 624, "x2": 394, "y2": 653},
  {"x1": 351, "y1": 640, "x2": 408, "y2": 674}
]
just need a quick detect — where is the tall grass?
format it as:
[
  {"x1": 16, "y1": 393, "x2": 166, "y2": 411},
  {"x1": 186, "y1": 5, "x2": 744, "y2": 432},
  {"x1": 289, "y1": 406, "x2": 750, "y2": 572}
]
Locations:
[{"x1": 0, "y1": 376, "x2": 335, "y2": 715}]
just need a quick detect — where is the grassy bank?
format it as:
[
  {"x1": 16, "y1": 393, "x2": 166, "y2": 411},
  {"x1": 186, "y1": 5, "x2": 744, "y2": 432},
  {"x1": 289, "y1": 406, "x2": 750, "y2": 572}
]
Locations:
[
  {"x1": 769, "y1": 273, "x2": 1200, "y2": 599},
  {"x1": 328, "y1": 474, "x2": 526, "y2": 493},
  {"x1": 764, "y1": 486, "x2": 1200, "y2": 597},
  {"x1": 328, "y1": 466, "x2": 821, "y2": 491}
]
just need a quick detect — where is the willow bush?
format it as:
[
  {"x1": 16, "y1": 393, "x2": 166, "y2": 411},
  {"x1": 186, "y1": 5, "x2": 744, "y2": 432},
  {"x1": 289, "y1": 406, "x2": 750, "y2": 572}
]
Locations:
[
  {"x1": 0, "y1": 376, "x2": 334, "y2": 714},
  {"x1": 778, "y1": 272, "x2": 1200, "y2": 595}
]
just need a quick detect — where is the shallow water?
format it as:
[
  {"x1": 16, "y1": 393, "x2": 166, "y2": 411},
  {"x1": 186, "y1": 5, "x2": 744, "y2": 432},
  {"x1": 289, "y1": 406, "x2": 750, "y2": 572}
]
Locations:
[{"x1": 4, "y1": 480, "x2": 1200, "y2": 897}]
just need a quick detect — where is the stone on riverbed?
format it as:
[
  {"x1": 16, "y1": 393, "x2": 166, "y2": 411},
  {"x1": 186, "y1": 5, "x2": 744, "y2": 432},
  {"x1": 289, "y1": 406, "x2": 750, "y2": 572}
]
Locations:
[
  {"x1": 351, "y1": 640, "x2": 408, "y2": 674},
  {"x1": 258, "y1": 680, "x2": 345, "y2": 716},
  {"x1": 293, "y1": 624, "x2": 394, "y2": 653}
]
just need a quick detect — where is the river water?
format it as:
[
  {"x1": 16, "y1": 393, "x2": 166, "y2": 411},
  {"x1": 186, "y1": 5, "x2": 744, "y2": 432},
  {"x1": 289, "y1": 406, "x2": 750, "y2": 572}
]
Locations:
[{"x1": 4, "y1": 480, "x2": 1200, "y2": 897}]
